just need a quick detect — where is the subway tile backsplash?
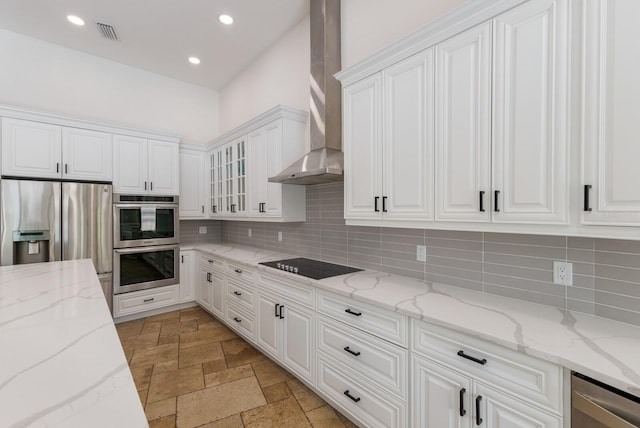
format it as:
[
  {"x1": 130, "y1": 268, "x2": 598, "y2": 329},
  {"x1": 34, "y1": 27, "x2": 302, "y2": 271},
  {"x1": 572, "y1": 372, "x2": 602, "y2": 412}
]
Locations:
[
  {"x1": 220, "y1": 182, "x2": 640, "y2": 327},
  {"x1": 180, "y1": 220, "x2": 222, "y2": 244}
]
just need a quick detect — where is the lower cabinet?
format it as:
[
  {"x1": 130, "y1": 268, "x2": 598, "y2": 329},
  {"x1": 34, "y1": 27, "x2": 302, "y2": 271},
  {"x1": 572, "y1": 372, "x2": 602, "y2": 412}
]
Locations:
[
  {"x1": 179, "y1": 250, "x2": 195, "y2": 302},
  {"x1": 256, "y1": 289, "x2": 315, "y2": 384},
  {"x1": 196, "y1": 255, "x2": 224, "y2": 318},
  {"x1": 113, "y1": 284, "x2": 179, "y2": 318}
]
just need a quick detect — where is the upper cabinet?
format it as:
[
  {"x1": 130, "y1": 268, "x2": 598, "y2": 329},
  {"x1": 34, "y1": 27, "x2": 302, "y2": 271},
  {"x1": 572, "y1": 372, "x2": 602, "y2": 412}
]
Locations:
[
  {"x1": 208, "y1": 106, "x2": 306, "y2": 222},
  {"x1": 492, "y1": 0, "x2": 569, "y2": 224},
  {"x1": 2, "y1": 118, "x2": 112, "y2": 181},
  {"x1": 179, "y1": 149, "x2": 206, "y2": 219},
  {"x1": 581, "y1": 0, "x2": 640, "y2": 226},
  {"x1": 113, "y1": 135, "x2": 179, "y2": 195},
  {"x1": 345, "y1": 49, "x2": 434, "y2": 221}
]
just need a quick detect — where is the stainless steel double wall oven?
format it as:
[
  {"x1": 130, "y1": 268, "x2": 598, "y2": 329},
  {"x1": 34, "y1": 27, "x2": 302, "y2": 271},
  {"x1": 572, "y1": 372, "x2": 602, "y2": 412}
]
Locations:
[{"x1": 113, "y1": 194, "x2": 179, "y2": 294}]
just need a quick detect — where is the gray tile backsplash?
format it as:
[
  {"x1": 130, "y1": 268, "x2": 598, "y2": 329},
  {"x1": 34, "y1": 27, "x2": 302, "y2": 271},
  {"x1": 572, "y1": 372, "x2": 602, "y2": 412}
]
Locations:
[
  {"x1": 180, "y1": 220, "x2": 222, "y2": 244},
  {"x1": 220, "y1": 182, "x2": 640, "y2": 326}
]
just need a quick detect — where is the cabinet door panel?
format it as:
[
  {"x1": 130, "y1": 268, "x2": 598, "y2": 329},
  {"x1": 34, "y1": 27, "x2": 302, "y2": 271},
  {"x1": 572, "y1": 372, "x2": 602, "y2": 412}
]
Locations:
[
  {"x1": 344, "y1": 75, "x2": 383, "y2": 219},
  {"x1": 179, "y1": 150, "x2": 205, "y2": 218},
  {"x1": 179, "y1": 251, "x2": 194, "y2": 302},
  {"x1": 113, "y1": 135, "x2": 147, "y2": 193},
  {"x1": 282, "y1": 303, "x2": 314, "y2": 383},
  {"x1": 435, "y1": 23, "x2": 492, "y2": 222},
  {"x1": 210, "y1": 270, "x2": 224, "y2": 319},
  {"x1": 62, "y1": 127, "x2": 112, "y2": 181},
  {"x1": 148, "y1": 139, "x2": 179, "y2": 195},
  {"x1": 383, "y1": 49, "x2": 434, "y2": 220},
  {"x1": 582, "y1": 0, "x2": 640, "y2": 225},
  {"x1": 256, "y1": 293, "x2": 280, "y2": 359},
  {"x1": 210, "y1": 150, "x2": 225, "y2": 216},
  {"x1": 492, "y1": 0, "x2": 569, "y2": 224},
  {"x1": 1, "y1": 118, "x2": 61, "y2": 179},
  {"x1": 247, "y1": 128, "x2": 265, "y2": 216},
  {"x1": 412, "y1": 355, "x2": 472, "y2": 428},
  {"x1": 264, "y1": 121, "x2": 283, "y2": 216},
  {"x1": 197, "y1": 268, "x2": 212, "y2": 310}
]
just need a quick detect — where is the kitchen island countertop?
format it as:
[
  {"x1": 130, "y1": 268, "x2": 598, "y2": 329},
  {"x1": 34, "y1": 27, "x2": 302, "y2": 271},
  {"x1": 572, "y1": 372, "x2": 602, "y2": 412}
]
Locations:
[
  {"x1": 0, "y1": 259, "x2": 147, "y2": 428},
  {"x1": 184, "y1": 242, "x2": 640, "y2": 399}
]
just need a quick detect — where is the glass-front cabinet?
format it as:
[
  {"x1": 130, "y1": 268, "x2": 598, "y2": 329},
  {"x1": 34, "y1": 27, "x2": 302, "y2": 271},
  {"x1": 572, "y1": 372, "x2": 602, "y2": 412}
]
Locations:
[{"x1": 209, "y1": 137, "x2": 247, "y2": 217}]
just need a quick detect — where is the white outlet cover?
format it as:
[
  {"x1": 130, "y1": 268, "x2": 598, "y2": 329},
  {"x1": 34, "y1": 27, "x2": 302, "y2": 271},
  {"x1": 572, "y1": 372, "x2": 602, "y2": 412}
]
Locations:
[
  {"x1": 248, "y1": 228, "x2": 252, "y2": 238},
  {"x1": 278, "y1": 231, "x2": 283, "y2": 242},
  {"x1": 198, "y1": 226, "x2": 207, "y2": 234},
  {"x1": 416, "y1": 245, "x2": 427, "y2": 262},
  {"x1": 553, "y1": 261, "x2": 573, "y2": 286}
]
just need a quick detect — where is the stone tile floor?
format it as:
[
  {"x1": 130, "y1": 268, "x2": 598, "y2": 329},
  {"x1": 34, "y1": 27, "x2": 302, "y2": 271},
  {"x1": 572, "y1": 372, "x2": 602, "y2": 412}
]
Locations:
[{"x1": 116, "y1": 307, "x2": 358, "y2": 428}]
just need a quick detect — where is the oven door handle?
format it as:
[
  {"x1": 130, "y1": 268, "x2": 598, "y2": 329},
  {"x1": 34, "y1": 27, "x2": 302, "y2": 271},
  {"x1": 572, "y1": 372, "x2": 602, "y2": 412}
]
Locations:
[
  {"x1": 114, "y1": 244, "x2": 180, "y2": 254},
  {"x1": 572, "y1": 391, "x2": 636, "y2": 428},
  {"x1": 114, "y1": 203, "x2": 179, "y2": 210}
]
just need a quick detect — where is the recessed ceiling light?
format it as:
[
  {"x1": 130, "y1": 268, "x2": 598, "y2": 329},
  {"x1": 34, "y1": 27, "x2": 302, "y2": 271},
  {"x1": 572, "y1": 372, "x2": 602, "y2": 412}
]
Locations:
[
  {"x1": 67, "y1": 15, "x2": 85, "y2": 26},
  {"x1": 188, "y1": 57, "x2": 201, "y2": 65},
  {"x1": 218, "y1": 14, "x2": 234, "y2": 25}
]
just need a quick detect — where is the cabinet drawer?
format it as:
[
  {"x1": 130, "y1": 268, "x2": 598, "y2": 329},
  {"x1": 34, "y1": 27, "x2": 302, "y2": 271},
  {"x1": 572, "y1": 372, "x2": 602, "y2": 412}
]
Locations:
[
  {"x1": 317, "y1": 290, "x2": 408, "y2": 347},
  {"x1": 113, "y1": 285, "x2": 179, "y2": 317},
  {"x1": 317, "y1": 354, "x2": 408, "y2": 428},
  {"x1": 258, "y1": 272, "x2": 314, "y2": 307},
  {"x1": 412, "y1": 319, "x2": 563, "y2": 415},
  {"x1": 226, "y1": 276, "x2": 255, "y2": 311},
  {"x1": 226, "y1": 261, "x2": 255, "y2": 283},
  {"x1": 317, "y1": 316, "x2": 408, "y2": 399},
  {"x1": 226, "y1": 302, "x2": 255, "y2": 341},
  {"x1": 199, "y1": 254, "x2": 223, "y2": 271}
]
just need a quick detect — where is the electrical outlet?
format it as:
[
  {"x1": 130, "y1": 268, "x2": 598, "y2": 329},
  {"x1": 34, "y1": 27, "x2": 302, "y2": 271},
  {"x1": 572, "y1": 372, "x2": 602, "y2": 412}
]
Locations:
[
  {"x1": 553, "y1": 261, "x2": 573, "y2": 286},
  {"x1": 278, "y1": 231, "x2": 283, "y2": 242},
  {"x1": 198, "y1": 226, "x2": 207, "y2": 234},
  {"x1": 248, "y1": 228, "x2": 252, "y2": 238},
  {"x1": 416, "y1": 245, "x2": 427, "y2": 262}
]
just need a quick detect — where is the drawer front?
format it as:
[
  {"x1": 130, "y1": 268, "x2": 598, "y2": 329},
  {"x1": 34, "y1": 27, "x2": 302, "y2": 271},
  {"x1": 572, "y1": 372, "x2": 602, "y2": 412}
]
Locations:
[
  {"x1": 258, "y1": 272, "x2": 314, "y2": 307},
  {"x1": 226, "y1": 301, "x2": 255, "y2": 341},
  {"x1": 412, "y1": 319, "x2": 563, "y2": 415},
  {"x1": 317, "y1": 354, "x2": 408, "y2": 428},
  {"x1": 226, "y1": 276, "x2": 255, "y2": 311},
  {"x1": 113, "y1": 285, "x2": 179, "y2": 317},
  {"x1": 317, "y1": 316, "x2": 407, "y2": 399},
  {"x1": 226, "y1": 261, "x2": 255, "y2": 283},
  {"x1": 199, "y1": 254, "x2": 224, "y2": 272},
  {"x1": 317, "y1": 290, "x2": 408, "y2": 347}
]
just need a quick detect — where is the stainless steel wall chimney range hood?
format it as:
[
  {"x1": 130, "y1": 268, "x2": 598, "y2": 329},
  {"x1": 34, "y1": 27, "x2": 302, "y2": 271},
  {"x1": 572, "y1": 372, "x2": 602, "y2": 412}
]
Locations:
[{"x1": 269, "y1": 0, "x2": 343, "y2": 185}]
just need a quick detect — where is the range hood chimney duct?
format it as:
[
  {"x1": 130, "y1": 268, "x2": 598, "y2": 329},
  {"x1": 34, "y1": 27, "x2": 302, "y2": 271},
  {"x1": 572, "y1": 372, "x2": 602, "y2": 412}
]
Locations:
[{"x1": 268, "y1": 0, "x2": 343, "y2": 185}]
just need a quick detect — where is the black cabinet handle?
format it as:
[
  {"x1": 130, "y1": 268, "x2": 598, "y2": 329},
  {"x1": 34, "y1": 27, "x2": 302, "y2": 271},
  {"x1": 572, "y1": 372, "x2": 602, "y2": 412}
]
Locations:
[
  {"x1": 206, "y1": 272, "x2": 212, "y2": 282},
  {"x1": 208, "y1": 259, "x2": 214, "y2": 264},
  {"x1": 479, "y1": 191, "x2": 485, "y2": 212},
  {"x1": 234, "y1": 269, "x2": 243, "y2": 274},
  {"x1": 144, "y1": 181, "x2": 147, "y2": 190},
  {"x1": 233, "y1": 291, "x2": 242, "y2": 296},
  {"x1": 494, "y1": 190, "x2": 500, "y2": 212},
  {"x1": 181, "y1": 255, "x2": 184, "y2": 263},
  {"x1": 584, "y1": 184, "x2": 593, "y2": 212},
  {"x1": 56, "y1": 163, "x2": 60, "y2": 173},
  {"x1": 278, "y1": 305, "x2": 284, "y2": 319},
  {"x1": 65, "y1": 164, "x2": 68, "y2": 174},
  {"x1": 343, "y1": 390, "x2": 361, "y2": 403},
  {"x1": 274, "y1": 303, "x2": 280, "y2": 317},
  {"x1": 343, "y1": 346, "x2": 361, "y2": 357},
  {"x1": 374, "y1": 196, "x2": 380, "y2": 212},
  {"x1": 212, "y1": 205, "x2": 217, "y2": 213},
  {"x1": 475, "y1": 396, "x2": 483, "y2": 425},
  {"x1": 201, "y1": 205, "x2": 204, "y2": 214},
  {"x1": 382, "y1": 196, "x2": 388, "y2": 212},
  {"x1": 143, "y1": 298, "x2": 155, "y2": 303},
  {"x1": 231, "y1": 204, "x2": 236, "y2": 213},
  {"x1": 233, "y1": 317, "x2": 241, "y2": 323},
  {"x1": 458, "y1": 350, "x2": 487, "y2": 365},
  {"x1": 345, "y1": 308, "x2": 362, "y2": 317},
  {"x1": 150, "y1": 182, "x2": 153, "y2": 191},
  {"x1": 459, "y1": 388, "x2": 466, "y2": 417}
]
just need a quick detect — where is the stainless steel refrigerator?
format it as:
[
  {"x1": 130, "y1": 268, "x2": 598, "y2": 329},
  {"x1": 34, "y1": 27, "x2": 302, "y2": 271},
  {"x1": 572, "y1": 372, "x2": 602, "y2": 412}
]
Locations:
[{"x1": 0, "y1": 179, "x2": 113, "y2": 311}]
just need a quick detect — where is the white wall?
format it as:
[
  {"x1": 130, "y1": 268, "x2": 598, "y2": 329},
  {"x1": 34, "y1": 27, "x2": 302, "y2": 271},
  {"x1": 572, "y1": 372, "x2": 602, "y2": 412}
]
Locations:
[
  {"x1": 341, "y1": 0, "x2": 467, "y2": 68},
  {"x1": 0, "y1": 29, "x2": 219, "y2": 143},
  {"x1": 218, "y1": 17, "x2": 310, "y2": 134},
  {"x1": 218, "y1": 1, "x2": 465, "y2": 133}
]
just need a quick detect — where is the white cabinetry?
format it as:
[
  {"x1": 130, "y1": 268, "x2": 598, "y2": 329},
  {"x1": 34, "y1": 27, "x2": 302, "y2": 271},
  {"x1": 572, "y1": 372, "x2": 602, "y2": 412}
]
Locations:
[
  {"x1": 179, "y1": 250, "x2": 195, "y2": 303},
  {"x1": 256, "y1": 273, "x2": 315, "y2": 383},
  {"x1": 411, "y1": 319, "x2": 563, "y2": 428},
  {"x1": 2, "y1": 118, "x2": 111, "y2": 181},
  {"x1": 345, "y1": 49, "x2": 434, "y2": 220},
  {"x1": 581, "y1": 0, "x2": 640, "y2": 226},
  {"x1": 196, "y1": 255, "x2": 224, "y2": 318},
  {"x1": 492, "y1": 0, "x2": 569, "y2": 224},
  {"x1": 179, "y1": 149, "x2": 206, "y2": 218},
  {"x1": 113, "y1": 135, "x2": 178, "y2": 195},
  {"x1": 435, "y1": 23, "x2": 492, "y2": 222},
  {"x1": 113, "y1": 284, "x2": 179, "y2": 317},
  {"x1": 208, "y1": 106, "x2": 306, "y2": 222}
]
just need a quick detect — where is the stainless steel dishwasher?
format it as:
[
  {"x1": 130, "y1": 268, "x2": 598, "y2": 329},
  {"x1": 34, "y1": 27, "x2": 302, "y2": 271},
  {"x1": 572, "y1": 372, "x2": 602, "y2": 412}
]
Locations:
[{"x1": 572, "y1": 372, "x2": 640, "y2": 427}]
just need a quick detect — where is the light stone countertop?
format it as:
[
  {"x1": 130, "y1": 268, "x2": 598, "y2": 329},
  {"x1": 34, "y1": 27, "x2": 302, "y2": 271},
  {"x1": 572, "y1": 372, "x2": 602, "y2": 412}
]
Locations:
[
  {"x1": 184, "y1": 243, "x2": 640, "y2": 398},
  {"x1": 0, "y1": 259, "x2": 147, "y2": 428}
]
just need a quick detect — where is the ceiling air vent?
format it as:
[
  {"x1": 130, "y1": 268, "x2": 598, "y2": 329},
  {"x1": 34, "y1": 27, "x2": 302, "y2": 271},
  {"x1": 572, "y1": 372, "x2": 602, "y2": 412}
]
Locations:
[{"x1": 96, "y1": 22, "x2": 118, "y2": 41}]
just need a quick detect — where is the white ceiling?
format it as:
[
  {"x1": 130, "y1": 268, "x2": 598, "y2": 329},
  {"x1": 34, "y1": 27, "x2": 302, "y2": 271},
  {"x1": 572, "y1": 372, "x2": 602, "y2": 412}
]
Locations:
[{"x1": 0, "y1": 0, "x2": 309, "y2": 90}]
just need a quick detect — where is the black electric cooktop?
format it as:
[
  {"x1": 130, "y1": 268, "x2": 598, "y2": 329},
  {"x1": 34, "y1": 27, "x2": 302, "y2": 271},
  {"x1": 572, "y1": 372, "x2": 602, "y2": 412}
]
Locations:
[{"x1": 260, "y1": 258, "x2": 363, "y2": 280}]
